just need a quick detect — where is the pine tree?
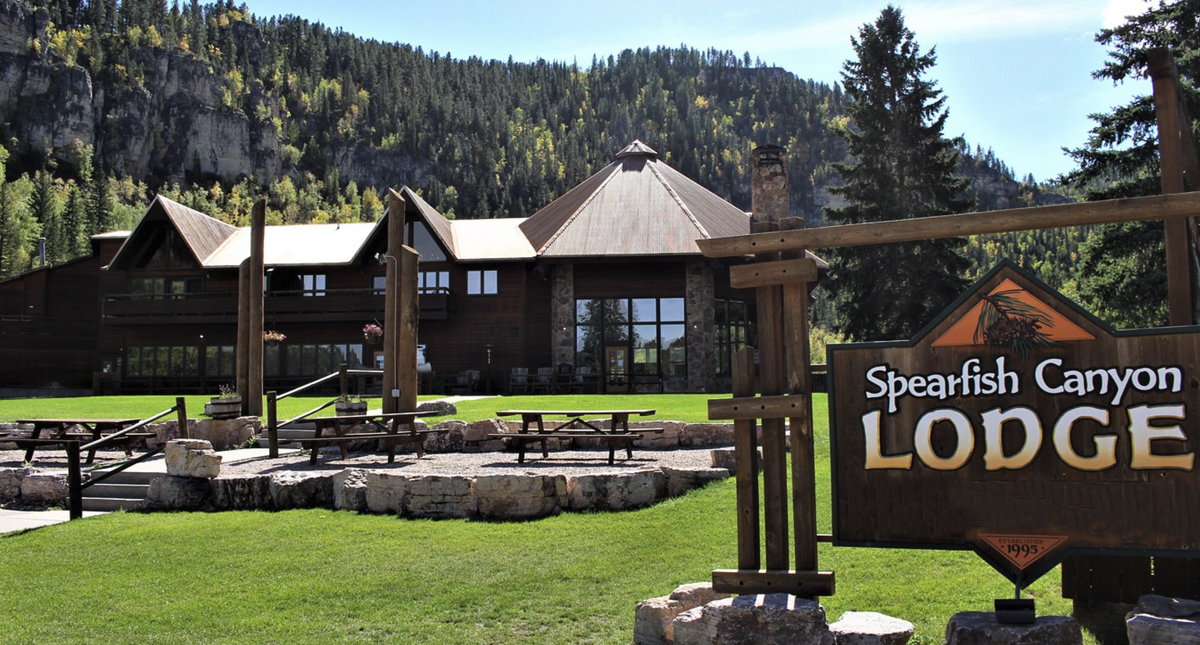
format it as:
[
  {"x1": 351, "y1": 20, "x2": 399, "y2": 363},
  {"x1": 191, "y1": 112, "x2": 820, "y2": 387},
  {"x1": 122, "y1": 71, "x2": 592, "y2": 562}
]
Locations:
[
  {"x1": 87, "y1": 168, "x2": 113, "y2": 235},
  {"x1": 823, "y1": 5, "x2": 971, "y2": 341},
  {"x1": 1061, "y1": 0, "x2": 1200, "y2": 329}
]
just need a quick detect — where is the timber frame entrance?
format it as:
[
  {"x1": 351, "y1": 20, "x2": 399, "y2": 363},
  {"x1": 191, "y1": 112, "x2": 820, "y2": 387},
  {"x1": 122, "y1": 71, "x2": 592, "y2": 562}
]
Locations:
[{"x1": 697, "y1": 47, "x2": 1200, "y2": 600}]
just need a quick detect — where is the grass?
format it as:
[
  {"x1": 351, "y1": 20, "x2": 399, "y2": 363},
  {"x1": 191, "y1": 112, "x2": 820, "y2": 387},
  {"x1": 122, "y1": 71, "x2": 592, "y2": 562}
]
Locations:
[{"x1": 0, "y1": 392, "x2": 1098, "y2": 644}]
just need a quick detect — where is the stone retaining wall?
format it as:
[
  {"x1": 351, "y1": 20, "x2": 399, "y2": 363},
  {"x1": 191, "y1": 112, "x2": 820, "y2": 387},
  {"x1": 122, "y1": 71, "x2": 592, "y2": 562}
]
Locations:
[{"x1": 144, "y1": 465, "x2": 732, "y2": 520}]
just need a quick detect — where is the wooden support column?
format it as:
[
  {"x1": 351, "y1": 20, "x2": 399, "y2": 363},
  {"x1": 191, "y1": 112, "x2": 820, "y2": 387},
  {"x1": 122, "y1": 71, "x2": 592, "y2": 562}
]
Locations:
[
  {"x1": 236, "y1": 258, "x2": 250, "y2": 406},
  {"x1": 732, "y1": 347, "x2": 760, "y2": 570},
  {"x1": 780, "y1": 217, "x2": 817, "y2": 574},
  {"x1": 382, "y1": 189, "x2": 405, "y2": 413},
  {"x1": 1150, "y1": 48, "x2": 1200, "y2": 325},
  {"x1": 246, "y1": 199, "x2": 266, "y2": 416},
  {"x1": 397, "y1": 245, "x2": 419, "y2": 412}
]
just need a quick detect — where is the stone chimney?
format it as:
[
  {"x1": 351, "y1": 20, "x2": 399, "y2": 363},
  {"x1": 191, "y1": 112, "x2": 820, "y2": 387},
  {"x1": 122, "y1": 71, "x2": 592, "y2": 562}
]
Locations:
[{"x1": 751, "y1": 145, "x2": 789, "y2": 228}]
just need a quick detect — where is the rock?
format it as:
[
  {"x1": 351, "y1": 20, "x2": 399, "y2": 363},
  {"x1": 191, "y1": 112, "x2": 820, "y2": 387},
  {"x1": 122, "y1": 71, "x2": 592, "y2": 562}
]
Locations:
[
  {"x1": 269, "y1": 472, "x2": 334, "y2": 509},
  {"x1": 1128, "y1": 596, "x2": 1200, "y2": 645},
  {"x1": 634, "y1": 420, "x2": 683, "y2": 449},
  {"x1": 164, "y1": 439, "x2": 222, "y2": 478},
  {"x1": 681, "y1": 423, "x2": 736, "y2": 447},
  {"x1": 424, "y1": 420, "x2": 466, "y2": 453},
  {"x1": 945, "y1": 612, "x2": 1080, "y2": 645},
  {"x1": 635, "y1": 596, "x2": 685, "y2": 645},
  {"x1": 465, "y1": 418, "x2": 507, "y2": 443},
  {"x1": 1136, "y1": 596, "x2": 1200, "y2": 620},
  {"x1": 673, "y1": 594, "x2": 835, "y2": 645},
  {"x1": 209, "y1": 475, "x2": 272, "y2": 510},
  {"x1": 636, "y1": 583, "x2": 734, "y2": 645},
  {"x1": 144, "y1": 419, "x2": 197, "y2": 450},
  {"x1": 830, "y1": 611, "x2": 914, "y2": 645},
  {"x1": 416, "y1": 400, "x2": 458, "y2": 416},
  {"x1": 333, "y1": 469, "x2": 369, "y2": 512},
  {"x1": 0, "y1": 467, "x2": 32, "y2": 501},
  {"x1": 144, "y1": 475, "x2": 211, "y2": 510},
  {"x1": 475, "y1": 474, "x2": 566, "y2": 520},
  {"x1": 670, "y1": 582, "x2": 729, "y2": 609},
  {"x1": 661, "y1": 467, "x2": 730, "y2": 497},
  {"x1": 19, "y1": 472, "x2": 68, "y2": 505},
  {"x1": 405, "y1": 475, "x2": 476, "y2": 519},
  {"x1": 710, "y1": 448, "x2": 735, "y2": 472},
  {"x1": 193, "y1": 417, "x2": 259, "y2": 451},
  {"x1": 567, "y1": 469, "x2": 667, "y2": 511},
  {"x1": 364, "y1": 471, "x2": 413, "y2": 514}
]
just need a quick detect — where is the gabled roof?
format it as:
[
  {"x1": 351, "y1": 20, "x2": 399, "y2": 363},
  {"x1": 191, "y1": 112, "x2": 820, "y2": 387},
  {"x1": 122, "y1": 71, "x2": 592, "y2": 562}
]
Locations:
[
  {"x1": 109, "y1": 195, "x2": 238, "y2": 270},
  {"x1": 204, "y1": 222, "x2": 377, "y2": 268},
  {"x1": 519, "y1": 140, "x2": 752, "y2": 258}
]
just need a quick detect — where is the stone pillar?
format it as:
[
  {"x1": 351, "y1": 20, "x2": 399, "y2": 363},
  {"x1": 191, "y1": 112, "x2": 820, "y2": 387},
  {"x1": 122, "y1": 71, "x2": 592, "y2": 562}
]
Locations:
[
  {"x1": 751, "y1": 145, "x2": 789, "y2": 225},
  {"x1": 686, "y1": 259, "x2": 715, "y2": 393},
  {"x1": 551, "y1": 264, "x2": 575, "y2": 366}
]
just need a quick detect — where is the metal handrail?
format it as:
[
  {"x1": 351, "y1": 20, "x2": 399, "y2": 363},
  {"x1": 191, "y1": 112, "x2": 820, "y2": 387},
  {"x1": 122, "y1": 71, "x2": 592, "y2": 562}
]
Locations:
[{"x1": 266, "y1": 364, "x2": 385, "y2": 458}]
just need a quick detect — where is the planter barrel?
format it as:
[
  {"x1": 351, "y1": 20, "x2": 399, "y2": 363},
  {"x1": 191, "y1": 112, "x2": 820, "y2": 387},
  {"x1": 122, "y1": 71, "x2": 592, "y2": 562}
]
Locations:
[
  {"x1": 205, "y1": 397, "x2": 243, "y2": 419},
  {"x1": 336, "y1": 402, "x2": 368, "y2": 416}
]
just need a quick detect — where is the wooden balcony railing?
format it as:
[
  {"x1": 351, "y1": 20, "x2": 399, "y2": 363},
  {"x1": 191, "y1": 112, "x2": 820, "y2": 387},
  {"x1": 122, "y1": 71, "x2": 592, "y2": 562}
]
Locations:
[{"x1": 102, "y1": 287, "x2": 455, "y2": 323}]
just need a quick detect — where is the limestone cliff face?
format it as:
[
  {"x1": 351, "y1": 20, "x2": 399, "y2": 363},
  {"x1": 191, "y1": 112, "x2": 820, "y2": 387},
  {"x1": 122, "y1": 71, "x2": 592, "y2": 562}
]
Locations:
[{"x1": 0, "y1": 0, "x2": 280, "y2": 182}]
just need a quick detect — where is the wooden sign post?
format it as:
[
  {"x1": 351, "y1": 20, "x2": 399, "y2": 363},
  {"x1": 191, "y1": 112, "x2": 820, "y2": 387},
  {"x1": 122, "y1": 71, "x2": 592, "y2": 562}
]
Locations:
[
  {"x1": 383, "y1": 189, "x2": 419, "y2": 414},
  {"x1": 236, "y1": 199, "x2": 266, "y2": 416}
]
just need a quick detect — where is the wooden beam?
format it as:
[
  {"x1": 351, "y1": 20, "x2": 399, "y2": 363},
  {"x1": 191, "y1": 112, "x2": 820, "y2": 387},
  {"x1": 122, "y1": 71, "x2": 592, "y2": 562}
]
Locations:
[
  {"x1": 729, "y1": 258, "x2": 818, "y2": 289},
  {"x1": 752, "y1": 220, "x2": 789, "y2": 572},
  {"x1": 712, "y1": 569, "x2": 836, "y2": 597},
  {"x1": 397, "y1": 245, "x2": 419, "y2": 411},
  {"x1": 1149, "y1": 48, "x2": 1198, "y2": 326},
  {"x1": 698, "y1": 193, "x2": 1200, "y2": 258},
  {"x1": 236, "y1": 258, "x2": 250, "y2": 409},
  {"x1": 732, "y1": 347, "x2": 761, "y2": 571},
  {"x1": 383, "y1": 190, "x2": 404, "y2": 413},
  {"x1": 709, "y1": 394, "x2": 807, "y2": 420},
  {"x1": 247, "y1": 199, "x2": 265, "y2": 416}
]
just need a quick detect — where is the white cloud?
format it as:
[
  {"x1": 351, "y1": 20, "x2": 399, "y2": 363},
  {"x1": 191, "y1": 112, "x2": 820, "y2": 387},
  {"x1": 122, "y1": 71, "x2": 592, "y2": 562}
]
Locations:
[{"x1": 1102, "y1": 0, "x2": 1150, "y2": 28}]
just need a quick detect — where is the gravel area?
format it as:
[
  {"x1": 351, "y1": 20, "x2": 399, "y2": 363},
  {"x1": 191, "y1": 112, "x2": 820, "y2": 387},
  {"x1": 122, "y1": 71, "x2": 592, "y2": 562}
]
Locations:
[
  {"x1": 1, "y1": 446, "x2": 724, "y2": 479},
  {"x1": 217, "y1": 447, "x2": 722, "y2": 478}
]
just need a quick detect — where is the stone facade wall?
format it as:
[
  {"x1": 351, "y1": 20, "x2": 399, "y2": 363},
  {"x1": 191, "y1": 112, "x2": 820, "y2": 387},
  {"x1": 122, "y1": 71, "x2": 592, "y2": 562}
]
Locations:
[
  {"x1": 685, "y1": 259, "x2": 716, "y2": 393},
  {"x1": 551, "y1": 264, "x2": 575, "y2": 367}
]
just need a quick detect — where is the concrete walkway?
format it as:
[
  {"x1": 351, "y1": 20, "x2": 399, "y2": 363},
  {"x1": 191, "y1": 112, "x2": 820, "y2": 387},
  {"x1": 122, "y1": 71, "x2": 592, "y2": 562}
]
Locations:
[{"x1": 0, "y1": 447, "x2": 298, "y2": 535}]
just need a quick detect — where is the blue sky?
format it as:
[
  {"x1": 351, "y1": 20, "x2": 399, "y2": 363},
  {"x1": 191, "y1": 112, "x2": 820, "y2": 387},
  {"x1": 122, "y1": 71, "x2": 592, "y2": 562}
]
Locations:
[{"x1": 244, "y1": 0, "x2": 1152, "y2": 183}]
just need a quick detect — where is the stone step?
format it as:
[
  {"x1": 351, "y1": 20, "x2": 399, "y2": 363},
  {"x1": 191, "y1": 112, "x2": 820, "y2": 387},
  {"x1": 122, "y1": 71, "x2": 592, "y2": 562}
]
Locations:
[
  {"x1": 82, "y1": 496, "x2": 144, "y2": 512},
  {"x1": 89, "y1": 469, "x2": 159, "y2": 486},
  {"x1": 85, "y1": 482, "x2": 149, "y2": 498}
]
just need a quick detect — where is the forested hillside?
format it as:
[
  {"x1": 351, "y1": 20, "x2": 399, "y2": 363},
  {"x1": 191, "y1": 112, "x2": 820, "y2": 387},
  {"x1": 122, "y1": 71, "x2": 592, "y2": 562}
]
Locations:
[{"x1": 0, "y1": 0, "x2": 1073, "y2": 285}]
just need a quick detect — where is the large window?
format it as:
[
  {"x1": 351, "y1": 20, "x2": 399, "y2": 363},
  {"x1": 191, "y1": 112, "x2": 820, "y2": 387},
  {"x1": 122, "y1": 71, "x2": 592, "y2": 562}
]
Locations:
[
  {"x1": 575, "y1": 297, "x2": 686, "y2": 382},
  {"x1": 419, "y1": 271, "x2": 450, "y2": 293},
  {"x1": 133, "y1": 227, "x2": 196, "y2": 270},
  {"x1": 406, "y1": 221, "x2": 448, "y2": 262},
  {"x1": 467, "y1": 270, "x2": 497, "y2": 295},
  {"x1": 714, "y1": 299, "x2": 756, "y2": 376},
  {"x1": 130, "y1": 276, "x2": 202, "y2": 298},
  {"x1": 283, "y1": 343, "x2": 365, "y2": 376},
  {"x1": 301, "y1": 274, "x2": 326, "y2": 296},
  {"x1": 205, "y1": 345, "x2": 236, "y2": 377},
  {"x1": 126, "y1": 346, "x2": 200, "y2": 377}
]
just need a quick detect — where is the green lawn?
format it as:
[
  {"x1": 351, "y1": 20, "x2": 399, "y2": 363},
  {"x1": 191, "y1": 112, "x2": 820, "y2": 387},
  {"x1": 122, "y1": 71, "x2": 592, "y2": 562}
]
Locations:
[{"x1": 0, "y1": 393, "x2": 1093, "y2": 644}]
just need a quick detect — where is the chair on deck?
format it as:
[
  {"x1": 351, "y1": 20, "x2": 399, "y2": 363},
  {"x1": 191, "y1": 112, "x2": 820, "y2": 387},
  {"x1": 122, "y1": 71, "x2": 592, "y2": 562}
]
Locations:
[
  {"x1": 554, "y1": 363, "x2": 577, "y2": 393},
  {"x1": 508, "y1": 367, "x2": 530, "y2": 395},
  {"x1": 575, "y1": 366, "x2": 600, "y2": 394},
  {"x1": 531, "y1": 367, "x2": 554, "y2": 394}
]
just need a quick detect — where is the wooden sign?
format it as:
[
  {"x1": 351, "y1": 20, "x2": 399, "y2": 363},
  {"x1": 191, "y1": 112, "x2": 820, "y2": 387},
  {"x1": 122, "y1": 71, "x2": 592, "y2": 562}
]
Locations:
[{"x1": 829, "y1": 261, "x2": 1200, "y2": 585}]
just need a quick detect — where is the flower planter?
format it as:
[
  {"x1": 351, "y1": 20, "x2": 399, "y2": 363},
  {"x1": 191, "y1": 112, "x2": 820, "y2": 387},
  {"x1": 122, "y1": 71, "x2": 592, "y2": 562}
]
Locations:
[
  {"x1": 205, "y1": 397, "x2": 242, "y2": 419},
  {"x1": 335, "y1": 402, "x2": 368, "y2": 416}
]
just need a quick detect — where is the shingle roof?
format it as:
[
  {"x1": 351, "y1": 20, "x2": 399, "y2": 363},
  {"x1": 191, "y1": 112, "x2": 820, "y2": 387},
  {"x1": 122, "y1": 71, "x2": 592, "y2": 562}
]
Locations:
[
  {"x1": 518, "y1": 140, "x2": 752, "y2": 258},
  {"x1": 108, "y1": 195, "x2": 239, "y2": 270}
]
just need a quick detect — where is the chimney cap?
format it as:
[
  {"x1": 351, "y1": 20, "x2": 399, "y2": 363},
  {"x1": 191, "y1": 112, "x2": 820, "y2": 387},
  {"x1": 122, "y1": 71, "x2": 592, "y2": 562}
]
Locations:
[{"x1": 615, "y1": 140, "x2": 659, "y2": 159}]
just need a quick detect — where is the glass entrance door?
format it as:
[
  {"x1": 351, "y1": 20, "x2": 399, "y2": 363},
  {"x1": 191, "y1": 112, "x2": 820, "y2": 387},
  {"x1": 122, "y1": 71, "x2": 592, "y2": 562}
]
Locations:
[{"x1": 605, "y1": 346, "x2": 629, "y2": 393}]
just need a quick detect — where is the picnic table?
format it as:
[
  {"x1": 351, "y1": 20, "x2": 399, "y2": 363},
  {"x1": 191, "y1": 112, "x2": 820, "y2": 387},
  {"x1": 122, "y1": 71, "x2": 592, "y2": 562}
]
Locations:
[
  {"x1": 286, "y1": 411, "x2": 442, "y2": 465},
  {"x1": 491, "y1": 409, "x2": 659, "y2": 464},
  {"x1": 13, "y1": 418, "x2": 149, "y2": 464}
]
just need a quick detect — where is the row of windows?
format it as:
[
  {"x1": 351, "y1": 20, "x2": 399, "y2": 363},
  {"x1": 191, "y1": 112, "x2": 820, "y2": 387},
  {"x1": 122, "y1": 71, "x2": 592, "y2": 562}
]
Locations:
[
  {"x1": 574, "y1": 298, "x2": 687, "y2": 379},
  {"x1": 125, "y1": 344, "x2": 366, "y2": 379}
]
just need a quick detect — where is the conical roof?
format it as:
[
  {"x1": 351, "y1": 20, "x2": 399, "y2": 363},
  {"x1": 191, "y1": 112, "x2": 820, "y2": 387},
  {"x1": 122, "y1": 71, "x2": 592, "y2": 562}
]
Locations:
[{"x1": 519, "y1": 140, "x2": 750, "y2": 257}]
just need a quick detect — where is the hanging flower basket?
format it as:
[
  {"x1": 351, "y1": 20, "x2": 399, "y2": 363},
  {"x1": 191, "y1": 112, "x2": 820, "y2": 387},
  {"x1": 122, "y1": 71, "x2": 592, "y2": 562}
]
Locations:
[
  {"x1": 362, "y1": 323, "x2": 383, "y2": 344},
  {"x1": 263, "y1": 330, "x2": 287, "y2": 347}
]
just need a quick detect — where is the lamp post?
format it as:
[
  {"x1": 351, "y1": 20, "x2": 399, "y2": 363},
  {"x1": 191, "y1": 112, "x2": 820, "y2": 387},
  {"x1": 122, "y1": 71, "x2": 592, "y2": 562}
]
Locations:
[{"x1": 484, "y1": 343, "x2": 494, "y2": 394}]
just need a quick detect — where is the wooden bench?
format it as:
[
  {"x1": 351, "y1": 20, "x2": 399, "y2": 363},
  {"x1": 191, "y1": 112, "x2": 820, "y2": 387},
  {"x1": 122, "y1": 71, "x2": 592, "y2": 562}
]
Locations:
[
  {"x1": 487, "y1": 431, "x2": 652, "y2": 465},
  {"x1": 284, "y1": 411, "x2": 441, "y2": 465},
  {"x1": 492, "y1": 409, "x2": 659, "y2": 465}
]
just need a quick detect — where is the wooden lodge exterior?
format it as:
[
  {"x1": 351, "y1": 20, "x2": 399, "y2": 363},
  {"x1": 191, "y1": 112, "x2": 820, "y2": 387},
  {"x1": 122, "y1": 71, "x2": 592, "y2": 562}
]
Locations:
[{"x1": 0, "y1": 141, "x2": 818, "y2": 396}]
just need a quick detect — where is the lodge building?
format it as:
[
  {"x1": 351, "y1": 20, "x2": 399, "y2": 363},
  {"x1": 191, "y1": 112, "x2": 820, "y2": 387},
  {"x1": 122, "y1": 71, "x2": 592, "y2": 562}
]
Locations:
[{"x1": 0, "y1": 141, "x2": 816, "y2": 396}]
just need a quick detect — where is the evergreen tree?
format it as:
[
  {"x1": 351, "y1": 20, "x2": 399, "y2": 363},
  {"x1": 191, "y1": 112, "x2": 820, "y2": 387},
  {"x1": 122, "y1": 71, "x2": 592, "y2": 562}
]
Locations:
[
  {"x1": 1061, "y1": 0, "x2": 1199, "y2": 329},
  {"x1": 62, "y1": 182, "x2": 87, "y2": 257},
  {"x1": 87, "y1": 168, "x2": 113, "y2": 235},
  {"x1": 823, "y1": 5, "x2": 971, "y2": 341}
]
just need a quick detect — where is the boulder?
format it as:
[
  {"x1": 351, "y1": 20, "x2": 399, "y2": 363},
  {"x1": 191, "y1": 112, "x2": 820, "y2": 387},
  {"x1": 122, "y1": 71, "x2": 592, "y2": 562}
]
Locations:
[
  {"x1": 19, "y1": 472, "x2": 68, "y2": 505},
  {"x1": 670, "y1": 582, "x2": 729, "y2": 608},
  {"x1": 681, "y1": 423, "x2": 736, "y2": 447},
  {"x1": 830, "y1": 611, "x2": 914, "y2": 645},
  {"x1": 193, "y1": 417, "x2": 259, "y2": 451},
  {"x1": 144, "y1": 475, "x2": 211, "y2": 510},
  {"x1": 405, "y1": 475, "x2": 476, "y2": 519},
  {"x1": 0, "y1": 467, "x2": 32, "y2": 502},
  {"x1": 463, "y1": 418, "x2": 507, "y2": 452},
  {"x1": 1128, "y1": 595, "x2": 1200, "y2": 645},
  {"x1": 416, "y1": 400, "x2": 458, "y2": 416},
  {"x1": 661, "y1": 467, "x2": 731, "y2": 497},
  {"x1": 364, "y1": 471, "x2": 414, "y2": 514},
  {"x1": 567, "y1": 468, "x2": 667, "y2": 511},
  {"x1": 634, "y1": 420, "x2": 683, "y2": 449},
  {"x1": 945, "y1": 612, "x2": 1080, "y2": 645},
  {"x1": 144, "y1": 419, "x2": 198, "y2": 450},
  {"x1": 635, "y1": 596, "x2": 684, "y2": 645},
  {"x1": 475, "y1": 474, "x2": 567, "y2": 520},
  {"x1": 269, "y1": 472, "x2": 334, "y2": 509},
  {"x1": 164, "y1": 439, "x2": 222, "y2": 478},
  {"x1": 424, "y1": 420, "x2": 467, "y2": 453},
  {"x1": 673, "y1": 594, "x2": 835, "y2": 645},
  {"x1": 333, "y1": 469, "x2": 369, "y2": 512},
  {"x1": 209, "y1": 475, "x2": 272, "y2": 510}
]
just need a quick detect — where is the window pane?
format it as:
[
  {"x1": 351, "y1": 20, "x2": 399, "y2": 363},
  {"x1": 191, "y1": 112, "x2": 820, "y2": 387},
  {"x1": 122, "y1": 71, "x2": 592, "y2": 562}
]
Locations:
[
  {"x1": 484, "y1": 270, "x2": 497, "y2": 294},
  {"x1": 468, "y1": 271, "x2": 482, "y2": 295},
  {"x1": 412, "y1": 222, "x2": 447, "y2": 262},
  {"x1": 438, "y1": 271, "x2": 449, "y2": 288},
  {"x1": 660, "y1": 298, "x2": 685, "y2": 322},
  {"x1": 604, "y1": 324, "x2": 629, "y2": 342},
  {"x1": 604, "y1": 299, "x2": 629, "y2": 322},
  {"x1": 127, "y1": 348, "x2": 141, "y2": 377},
  {"x1": 372, "y1": 275, "x2": 386, "y2": 295},
  {"x1": 632, "y1": 299, "x2": 657, "y2": 322},
  {"x1": 264, "y1": 346, "x2": 279, "y2": 376},
  {"x1": 575, "y1": 299, "x2": 601, "y2": 324},
  {"x1": 286, "y1": 346, "x2": 302, "y2": 375}
]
